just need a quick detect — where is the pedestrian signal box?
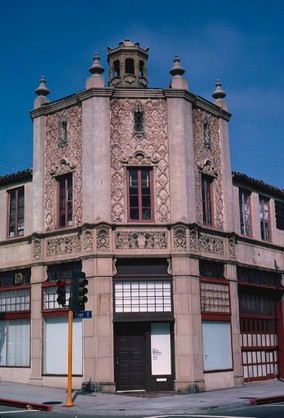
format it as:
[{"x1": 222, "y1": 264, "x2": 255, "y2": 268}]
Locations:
[{"x1": 56, "y1": 280, "x2": 66, "y2": 307}]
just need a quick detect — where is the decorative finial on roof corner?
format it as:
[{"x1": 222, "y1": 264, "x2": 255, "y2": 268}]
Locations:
[
  {"x1": 35, "y1": 76, "x2": 50, "y2": 97},
  {"x1": 170, "y1": 55, "x2": 185, "y2": 76},
  {"x1": 212, "y1": 79, "x2": 226, "y2": 100},
  {"x1": 89, "y1": 52, "x2": 105, "y2": 75}
]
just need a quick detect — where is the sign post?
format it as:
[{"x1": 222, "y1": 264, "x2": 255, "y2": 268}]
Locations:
[
  {"x1": 64, "y1": 271, "x2": 89, "y2": 407},
  {"x1": 65, "y1": 308, "x2": 74, "y2": 407}
]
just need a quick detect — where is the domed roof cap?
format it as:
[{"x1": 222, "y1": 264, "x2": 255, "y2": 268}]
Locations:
[
  {"x1": 89, "y1": 52, "x2": 105, "y2": 75},
  {"x1": 35, "y1": 76, "x2": 50, "y2": 97},
  {"x1": 170, "y1": 55, "x2": 185, "y2": 76},
  {"x1": 212, "y1": 79, "x2": 226, "y2": 100}
]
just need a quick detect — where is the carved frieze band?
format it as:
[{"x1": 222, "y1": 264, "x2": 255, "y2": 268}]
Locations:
[
  {"x1": 189, "y1": 226, "x2": 224, "y2": 255},
  {"x1": 46, "y1": 235, "x2": 81, "y2": 257},
  {"x1": 31, "y1": 230, "x2": 94, "y2": 259},
  {"x1": 115, "y1": 231, "x2": 168, "y2": 250},
  {"x1": 189, "y1": 226, "x2": 238, "y2": 258}
]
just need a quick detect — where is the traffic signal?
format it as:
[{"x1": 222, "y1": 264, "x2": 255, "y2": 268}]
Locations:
[
  {"x1": 56, "y1": 280, "x2": 66, "y2": 307},
  {"x1": 71, "y1": 271, "x2": 88, "y2": 312}
]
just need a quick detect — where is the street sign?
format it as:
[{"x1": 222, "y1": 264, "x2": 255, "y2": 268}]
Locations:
[{"x1": 73, "y1": 310, "x2": 92, "y2": 319}]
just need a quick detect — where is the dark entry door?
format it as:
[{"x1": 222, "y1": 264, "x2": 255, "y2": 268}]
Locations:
[{"x1": 114, "y1": 323, "x2": 147, "y2": 391}]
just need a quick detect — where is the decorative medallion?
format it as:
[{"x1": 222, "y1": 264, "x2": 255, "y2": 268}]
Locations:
[
  {"x1": 96, "y1": 227, "x2": 110, "y2": 250},
  {"x1": 173, "y1": 226, "x2": 187, "y2": 251}
]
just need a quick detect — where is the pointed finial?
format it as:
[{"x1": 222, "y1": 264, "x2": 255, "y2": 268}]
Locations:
[
  {"x1": 89, "y1": 53, "x2": 105, "y2": 75},
  {"x1": 170, "y1": 55, "x2": 185, "y2": 76},
  {"x1": 35, "y1": 76, "x2": 50, "y2": 97},
  {"x1": 212, "y1": 79, "x2": 226, "y2": 100}
]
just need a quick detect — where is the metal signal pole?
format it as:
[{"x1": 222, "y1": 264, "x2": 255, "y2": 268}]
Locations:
[{"x1": 65, "y1": 308, "x2": 74, "y2": 407}]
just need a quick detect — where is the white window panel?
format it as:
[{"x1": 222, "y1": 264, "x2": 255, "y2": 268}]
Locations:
[
  {"x1": 202, "y1": 320, "x2": 232, "y2": 371},
  {"x1": 44, "y1": 316, "x2": 82, "y2": 375}
]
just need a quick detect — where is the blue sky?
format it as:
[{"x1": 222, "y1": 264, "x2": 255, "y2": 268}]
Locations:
[{"x1": 0, "y1": 0, "x2": 283, "y2": 188}]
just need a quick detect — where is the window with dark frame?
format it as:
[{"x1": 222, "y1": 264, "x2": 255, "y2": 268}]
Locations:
[
  {"x1": 125, "y1": 58, "x2": 134, "y2": 74},
  {"x1": 239, "y1": 189, "x2": 251, "y2": 237},
  {"x1": 0, "y1": 269, "x2": 31, "y2": 367},
  {"x1": 128, "y1": 167, "x2": 153, "y2": 221},
  {"x1": 8, "y1": 186, "x2": 24, "y2": 238},
  {"x1": 259, "y1": 195, "x2": 270, "y2": 241},
  {"x1": 201, "y1": 174, "x2": 213, "y2": 226},
  {"x1": 199, "y1": 260, "x2": 232, "y2": 372},
  {"x1": 275, "y1": 200, "x2": 284, "y2": 230},
  {"x1": 58, "y1": 174, "x2": 73, "y2": 228},
  {"x1": 134, "y1": 109, "x2": 144, "y2": 133}
]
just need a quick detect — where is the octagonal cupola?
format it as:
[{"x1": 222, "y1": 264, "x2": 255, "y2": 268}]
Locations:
[{"x1": 107, "y1": 39, "x2": 149, "y2": 88}]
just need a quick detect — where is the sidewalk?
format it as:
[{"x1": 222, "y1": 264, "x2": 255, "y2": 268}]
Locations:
[{"x1": 1, "y1": 379, "x2": 284, "y2": 416}]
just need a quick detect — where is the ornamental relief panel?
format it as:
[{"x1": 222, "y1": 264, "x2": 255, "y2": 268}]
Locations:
[
  {"x1": 189, "y1": 225, "x2": 229, "y2": 257},
  {"x1": 44, "y1": 106, "x2": 82, "y2": 231},
  {"x1": 96, "y1": 227, "x2": 111, "y2": 251},
  {"x1": 46, "y1": 235, "x2": 81, "y2": 257},
  {"x1": 115, "y1": 231, "x2": 168, "y2": 250},
  {"x1": 110, "y1": 98, "x2": 170, "y2": 223},
  {"x1": 193, "y1": 109, "x2": 224, "y2": 230},
  {"x1": 32, "y1": 237, "x2": 42, "y2": 261},
  {"x1": 173, "y1": 225, "x2": 187, "y2": 251}
]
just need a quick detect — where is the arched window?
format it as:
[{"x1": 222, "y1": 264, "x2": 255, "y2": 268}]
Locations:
[
  {"x1": 125, "y1": 58, "x2": 134, "y2": 75},
  {"x1": 139, "y1": 60, "x2": 144, "y2": 77},
  {"x1": 114, "y1": 60, "x2": 120, "y2": 77}
]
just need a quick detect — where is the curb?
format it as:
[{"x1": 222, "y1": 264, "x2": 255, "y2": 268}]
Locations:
[
  {"x1": 0, "y1": 398, "x2": 53, "y2": 411},
  {"x1": 250, "y1": 395, "x2": 284, "y2": 406}
]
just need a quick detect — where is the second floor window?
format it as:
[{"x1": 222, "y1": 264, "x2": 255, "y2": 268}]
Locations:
[
  {"x1": 58, "y1": 174, "x2": 73, "y2": 228},
  {"x1": 128, "y1": 168, "x2": 153, "y2": 221},
  {"x1": 259, "y1": 196, "x2": 270, "y2": 241},
  {"x1": 201, "y1": 174, "x2": 213, "y2": 226},
  {"x1": 8, "y1": 187, "x2": 24, "y2": 238},
  {"x1": 239, "y1": 189, "x2": 251, "y2": 237}
]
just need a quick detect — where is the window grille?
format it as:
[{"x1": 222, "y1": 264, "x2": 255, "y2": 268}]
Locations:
[
  {"x1": 200, "y1": 281, "x2": 230, "y2": 313},
  {"x1": 114, "y1": 280, "x2": 171, "y2": 313},
  {"x1": 0, "y1": 288, "x2": 30, "y2": 312},
  {"x1": 43, "y1": 285, "x2": 71, "y2": 310}
]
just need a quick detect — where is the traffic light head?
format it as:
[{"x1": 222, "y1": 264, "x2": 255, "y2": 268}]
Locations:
[
  {"x1": 78, "y1": 273, "x2": 88, "y2": 308},
  {"x1": 71, "y1": 271, "x2": 88, "y2": 312},
  {"x1": 56, "y1": 280, "x2": 66, "y2": 307}
]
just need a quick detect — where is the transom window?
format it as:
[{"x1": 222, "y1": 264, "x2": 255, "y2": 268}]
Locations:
[
  {"x1": 201, "y1": 174, "x2": 213, "y2": 226},
  {"x1": 259, "y1": 196, "x2": 270, "y2": 241},
  {"x1": 239, "y1": 189, "x2": 251, "y2": 237},
  {"x1": 114, "y1": 280, "x2": 171, "y2": 313},
  {"x1": 58, "y1": 174, "x2": 73, "y2": 228},
  {"x1": 0, "y1": 288, "x2": 30, "y2": 312},
  {"x1": 43, "y1": 285, "x2": 71, "y2": 310},
  {"x1": 128, "y1": 168, "x2": 153, "y2": 221},
  {"x1": 8, "y1": 186, "x2": 24, "y2": 238}
]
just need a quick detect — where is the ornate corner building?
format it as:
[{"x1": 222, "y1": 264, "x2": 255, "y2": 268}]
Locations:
[{"x1": 0, "y1": 39, "x2": 284, "y2": 393}]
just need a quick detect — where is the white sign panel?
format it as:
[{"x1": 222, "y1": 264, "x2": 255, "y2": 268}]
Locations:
[{"x1": 151, "y1": 323, "x2": 171, "y2": 375}]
